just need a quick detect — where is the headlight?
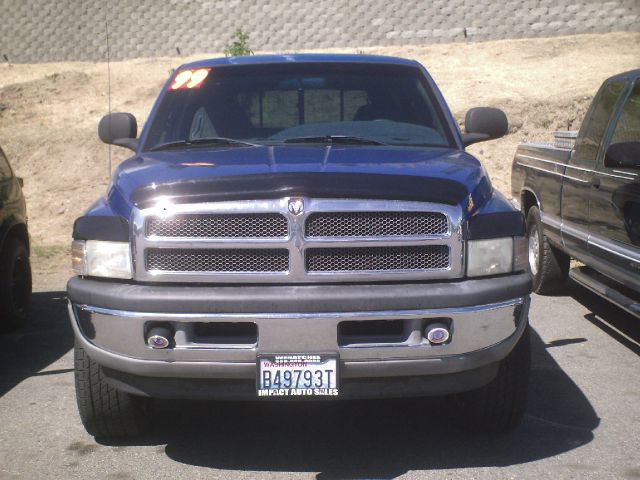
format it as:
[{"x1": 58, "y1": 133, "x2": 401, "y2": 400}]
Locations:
[
  {"x1": 71, "y1": 240, "x2": 133, "y2": 279},
  {"x1": 467, "y1": 237, "x2": 527, "y2": 278}
]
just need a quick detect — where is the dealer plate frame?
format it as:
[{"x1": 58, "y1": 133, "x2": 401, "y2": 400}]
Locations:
[{"x1": 256, "y1": 353, "x2": 340, "y2": 398}]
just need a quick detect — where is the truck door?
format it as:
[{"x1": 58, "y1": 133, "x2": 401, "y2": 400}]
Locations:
[
  {"x1": 561, "y1": 80, "x2": 626, "y2": 256},
  {"x1": 589, "y1": 79, "x2": 640, "y2": 288}
]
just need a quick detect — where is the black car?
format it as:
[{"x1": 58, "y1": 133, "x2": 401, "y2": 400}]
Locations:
[{"x1": 0, "y1": 146, "x2": 31, "y2": 332}]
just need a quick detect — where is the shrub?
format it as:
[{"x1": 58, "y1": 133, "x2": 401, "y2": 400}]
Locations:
[{"x1": 224, "y1": 29, "x2": 254, "y2": 57}]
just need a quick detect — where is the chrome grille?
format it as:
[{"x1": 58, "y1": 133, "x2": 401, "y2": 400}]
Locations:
[
  {"x1": 133, "y1": 198, "x2": 463, "y2": 283},
  {"x1": 305, "y1": 211, "x2": 448, "y2": 237},
  {"x1": 306, "y1": 246, "x2": 450, "y2": 272},
  {"x1": 147, "y1": 213, "x2": 288, "y2": 238},
  {"x1": 146, "y1": 248, "x2": 289, "y2": 273}
]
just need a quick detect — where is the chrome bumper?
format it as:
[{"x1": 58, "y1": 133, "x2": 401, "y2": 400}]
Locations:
[{"x1": 68, "y1": 297, "x2": 529, "y2": 380}]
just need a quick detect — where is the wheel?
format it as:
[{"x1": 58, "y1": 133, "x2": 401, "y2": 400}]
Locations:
[
  {"x1": 0, "y1": 237, "x2": 32, "y2": 333},
  {"x1": 526, "y1": 206, "x2": 569, "y2": 294},
  {"x1": 74, "y1": 341, "x2": 152, "y2": 438},
  {"x1": 448, "y1": 324, "x2": 531, "y2": 433}
]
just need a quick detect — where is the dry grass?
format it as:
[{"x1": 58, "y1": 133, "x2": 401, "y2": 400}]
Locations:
[{"x1": 0, "y1": 32, "x2": 638, "y2": 287}]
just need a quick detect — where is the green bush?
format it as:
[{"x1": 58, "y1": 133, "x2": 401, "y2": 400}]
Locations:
[{"x1": 224, "y1": 29, "x2": 254, "y2": 57}]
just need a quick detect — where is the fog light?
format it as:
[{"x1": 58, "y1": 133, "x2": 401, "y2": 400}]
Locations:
[
  {"x1": 425, "y1": 323, "x2": 450, "y2": 344},
  {"x1": 147, "y1": 327, "x2": 172, "y2": 349}
]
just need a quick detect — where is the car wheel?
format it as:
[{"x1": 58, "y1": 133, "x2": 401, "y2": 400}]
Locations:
[
  {"x1": 448, "y1": 324, "x2": 531, "y2": 433},
  {"x1": 74, "y1": 341, "x2": 152, "y2": 438},
  {"x1": 0, "y1": 237, "x2": 32, "y2": 333},
  {"x1": 526, "y1": 206, "x2": 569, "y2": 294}
]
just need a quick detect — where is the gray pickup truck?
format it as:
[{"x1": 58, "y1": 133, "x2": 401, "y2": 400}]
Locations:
[{"x1": 512, "y1": 69, "x2": 640, "y2": 316}]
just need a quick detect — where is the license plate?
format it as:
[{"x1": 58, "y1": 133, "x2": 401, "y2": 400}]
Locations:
[{"x1": 257, "y1": 354, "x2": 339, "y2": 397}]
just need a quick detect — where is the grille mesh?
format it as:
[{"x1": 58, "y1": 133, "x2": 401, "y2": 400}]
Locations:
[
  {"x1": 305, "y1": 212, "x2": 448, "y2": 237},
  {"x1": 146, "y1": 248, "x2": 289, "y2": 273},
  {"x1": 147, "y1": 213, "x2": 288, "y2": 238},
  {"x1": 306, "y1": 245, "x2": 449, "y2": 272}
]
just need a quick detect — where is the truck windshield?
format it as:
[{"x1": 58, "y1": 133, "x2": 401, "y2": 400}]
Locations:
[{"x1": 142, "y1": 62, "x2": 457, "y2": 151}]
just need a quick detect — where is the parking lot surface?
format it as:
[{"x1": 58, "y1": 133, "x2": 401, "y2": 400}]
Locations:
[{"x1": 1, "y1": 278, "x2": 639, "y2": 480}]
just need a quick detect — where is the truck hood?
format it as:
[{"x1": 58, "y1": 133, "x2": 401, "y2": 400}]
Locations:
[{"x1": 108, "y1": 145, "x2": 492, "y2": 217}]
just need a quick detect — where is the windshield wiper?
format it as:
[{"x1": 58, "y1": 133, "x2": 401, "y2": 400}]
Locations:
[
  {"x1": 282, "y1": 135, "x2": 386, "y2": 146},
  {"x1": 149, "y1": 137, "x2": 260, "y2": 151}
]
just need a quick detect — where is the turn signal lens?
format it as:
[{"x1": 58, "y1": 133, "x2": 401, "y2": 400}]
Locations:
[
  {"x1": 513, "y1": 236, "x2": 528, "y2": 273},
  {"x1": 71, "y1": 240, "x2": 87, "y2": 275}
]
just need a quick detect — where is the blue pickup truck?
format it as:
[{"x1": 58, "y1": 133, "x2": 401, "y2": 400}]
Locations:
[
  {"x1": 68, "y1": 54, "x2": 531, "y2": 438},
  {"x1": 512, "y1": 70, "x2": 639, "y2": 315}
]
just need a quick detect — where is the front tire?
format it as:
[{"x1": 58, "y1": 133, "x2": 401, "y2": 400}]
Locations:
[
  {"x1": 74, "y1": 341, "x2": 152, "y2": 438},
  {"x1": 448, "y1": 325, "x2": 531, "y2": 433},
  {"x1": 526, "y1": 207, "x2": 569, "y2": 294},
  {"x1": 0, "y1": 237, "x2": 32, "y2": 333}
]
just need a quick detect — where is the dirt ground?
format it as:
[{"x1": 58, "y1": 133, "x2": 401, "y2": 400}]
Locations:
[{"x1": 0, "y1": 32, "x2": 638, "y2": 284}]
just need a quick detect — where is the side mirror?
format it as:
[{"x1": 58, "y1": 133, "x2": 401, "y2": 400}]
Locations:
[
  {"x1": 98, "y1": 112, "x2": 138, "y2": 151},
  {"x1": 604, "y1": 142, "x2": 640, "y2": 170},
  {"x1": 462, "y1": 107, "x2": 508, "y2": 147}
]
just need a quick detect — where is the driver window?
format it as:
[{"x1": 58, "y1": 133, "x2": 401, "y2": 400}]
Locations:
[
  {"x1": 611, "y1": 81, "x2": 640, "y2": 145},
  {"x1": 574, "y1": 80, "x2": 624, "y2": 169}
]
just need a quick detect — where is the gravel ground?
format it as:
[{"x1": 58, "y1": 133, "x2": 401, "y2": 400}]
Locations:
[{"x1": 0, "y1": 269, "x2": 639, "y2": 480}]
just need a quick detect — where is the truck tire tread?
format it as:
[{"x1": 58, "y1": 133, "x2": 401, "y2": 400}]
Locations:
[
  {"x1": 0, "y1": 237, "x2": 31, "y2": 333},
  {"x1": 448, "y1": 324, "x2": 530, "y2": 432},
  {"x1": 74, "y1": 341, "x2": 151, "y2": 438},
  {"x1": 527, "y1": 207, "x2": 569, "y2": 294}
]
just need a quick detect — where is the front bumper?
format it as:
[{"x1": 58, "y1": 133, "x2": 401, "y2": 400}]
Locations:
[{"x1": 67, "y1": 273, "x2": 531, "y2": 399}]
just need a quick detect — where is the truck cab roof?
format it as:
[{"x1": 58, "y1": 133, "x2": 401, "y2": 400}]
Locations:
[
  {"x1": 179, "y1": 53, "x2": 420, "y2": 71},
  {"x1": 604, "y1": 69, "x2": 640, "y2": 83}
]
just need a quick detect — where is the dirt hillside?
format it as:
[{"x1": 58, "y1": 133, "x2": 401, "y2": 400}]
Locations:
[{"x1": 0, "y1": 32, "x2": 638, "y2": 283}]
